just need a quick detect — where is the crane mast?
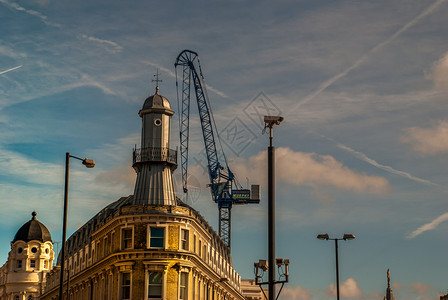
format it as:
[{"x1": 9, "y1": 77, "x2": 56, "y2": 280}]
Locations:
[{"x1": 175, "y1": 50, "x2": 259, "y2": 248}]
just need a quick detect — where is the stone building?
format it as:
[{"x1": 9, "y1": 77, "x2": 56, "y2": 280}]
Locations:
[
  {"x1": 41, "y1": 86, "x2": 253, "y2": 300},
  {"x1": 0, "y1": 212, "x2": 54, "y2": 300},
  {"x1": 441, "y1": 293, "x2": 448, "y2": 300}
]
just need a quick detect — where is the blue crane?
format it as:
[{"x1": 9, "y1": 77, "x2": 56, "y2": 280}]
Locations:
[{"x1": 175, "y1": 50, "x2": 259, "y2": 248}]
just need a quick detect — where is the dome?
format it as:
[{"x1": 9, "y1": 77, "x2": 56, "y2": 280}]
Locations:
[
  {"x1": 142, "y1": 87, "x2": 171, "y2": 110},
  {"x1": 13, "y1": 211, "x2": 52, "y2": 243}
]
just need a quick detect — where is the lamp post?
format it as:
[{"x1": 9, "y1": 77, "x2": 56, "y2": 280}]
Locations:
[
  {"x1": 59, "y1": 152, "x2": 95, "y2": 300},
  {"x1": 265, "y1": 116, "x2": 284, "y2": 300},
  {"x1": 317, "y1": 233, "x2": 355, "y2": 300}
]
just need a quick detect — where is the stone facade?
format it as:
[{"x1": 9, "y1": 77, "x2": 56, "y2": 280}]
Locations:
[
  {"x1": 0, "y1": 213, "x2": 54, "y2": 300},
  {"x1": 41, "y1": 199, "x2": 246, "y2": 300}
]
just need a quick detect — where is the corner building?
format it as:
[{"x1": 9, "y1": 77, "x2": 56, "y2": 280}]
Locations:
[{"x1": 41, "y1": 87, "x2": 247, "y2": 300}]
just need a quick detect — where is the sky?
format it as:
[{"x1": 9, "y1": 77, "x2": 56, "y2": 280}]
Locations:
[{"x1": 1, "y1": 0, "x2": 448, "y2": 299}]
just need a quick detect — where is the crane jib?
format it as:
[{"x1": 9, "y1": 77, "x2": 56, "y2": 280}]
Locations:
[{"x1": 175, "y1": 49, "x2": 260, "y2": 248}]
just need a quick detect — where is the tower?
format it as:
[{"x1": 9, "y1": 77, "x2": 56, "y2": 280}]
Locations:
[
  {"x1": 383, "y1": 269, "x2": 395, "y2": 300},
  {"x1": 132, "y1": 84, "x2": 177, "y2": 205}
]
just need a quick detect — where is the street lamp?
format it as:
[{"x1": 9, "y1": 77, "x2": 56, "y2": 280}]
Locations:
[
  {"x1": 317, "y1": 233, "x2": 355, "y2": 300},
  {"x1": 256, "y1": 116, "x2": 286, "y2": 300},
  {"x1": 59, "y1": 152, "x2": 95, "y2": 300}
]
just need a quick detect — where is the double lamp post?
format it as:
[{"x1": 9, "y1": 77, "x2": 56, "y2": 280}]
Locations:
[{"x1": 317, "y1": 233, "x2": 356, "y2": 300}]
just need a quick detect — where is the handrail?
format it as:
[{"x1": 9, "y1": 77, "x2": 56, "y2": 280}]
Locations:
[{"x1": 133, "y1": 147, "x2": 177, "y2": 165}]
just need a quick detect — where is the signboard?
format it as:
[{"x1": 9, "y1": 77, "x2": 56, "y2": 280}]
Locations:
[{"x1": 233, "y1": 189, "x2": 250, "y2": 200}]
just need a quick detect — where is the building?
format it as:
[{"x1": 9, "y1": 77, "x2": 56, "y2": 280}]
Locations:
[
  {"x1": 383, "y1": 269, "x2": 395, "y2": 300},
  {"x1": 441, "y1": 293, "x2": 448, "y2": 300},
  {"x1": 41, "y1": 85, "x2": 255, "y2": 300},
  {"x1": 0, "y1": 212, "x2": 55, "y2": 300}
]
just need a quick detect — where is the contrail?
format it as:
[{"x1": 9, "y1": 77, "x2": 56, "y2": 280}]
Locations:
[
  {"x1": 287, "y1": 0, "x2": 446, "y2": 114},
  {"x1": 0, "y1": 65, "x2": 22, "y2": 75},
  {"x1": 407, "y1": 212, "x2": 448, "y2": 239},
  {"x1": 336, "y1": 142, "x2": 438, "y2": 187}
]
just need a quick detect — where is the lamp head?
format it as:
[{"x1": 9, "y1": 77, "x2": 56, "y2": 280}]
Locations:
[
  {"x1": 317, "y1": 233, "x2": 329, "y2": 240},
  {"x1": 276, "y1": 258, "x2": 283, "y2": 267},
  {"x1": 343, "y1": 233, "x2": 356, "y2": 240},
  {"x1": 258, "y1": 259, "x2": 268, "y2": 271},
  {"x1": 82, "y1": 158, "x2": 95, "y2": 168},
  {"x1": 264, "y1": 116, "x2": 284, "y2": 126}
]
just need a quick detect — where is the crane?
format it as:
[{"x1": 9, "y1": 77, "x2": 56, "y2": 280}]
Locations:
[{"x1": 175, "y1": 50, "x2": 260, "y2": 248}]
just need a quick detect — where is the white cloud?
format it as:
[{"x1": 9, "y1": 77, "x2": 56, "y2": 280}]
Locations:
[
  {"x1": 0, "y1": 0, "x2": 58, "y2": 27},
  {"x1": 232, "y1": 147, "x2": 390, "y2": 194},
  {"x1": 431, "y1": 51, "x2": 448, "y2": 93},
  {"x1": 0, "y1": 148, "x2": 62, "y2": 185},
  {"x1": 279, "y1": 285, "x2": 312, "y2": 300},
  {"x1": 407, "y1": 212, "x2": 448, "y2": 239},
  {"x1": 326, "y1": 278, "x2": 363, "y2": 299},
  {"x1": 401, "y1": 121, "x2": 448, "y2": 156},
  {"x1": 80, "y1": 34, "x2": 123, "y2": 54},
  {"x1": 95, "y1": 164, "x2": 136, "y2": 193}
]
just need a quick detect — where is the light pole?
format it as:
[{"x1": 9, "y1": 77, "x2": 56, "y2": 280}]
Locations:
[
  {"x1": 317, "y1": 233, "x2": 355, "y2": 300},
  {"x1": 266, "y1": 116, "x2": 284, "y2": 299},
  {"x1": 59, "y1": 152, "x2": 95, "y2": 300}
]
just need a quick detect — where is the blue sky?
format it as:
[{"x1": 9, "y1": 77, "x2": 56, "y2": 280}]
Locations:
[{"x1": 1, "y1": 0, "x2": 448, "y2": 299}]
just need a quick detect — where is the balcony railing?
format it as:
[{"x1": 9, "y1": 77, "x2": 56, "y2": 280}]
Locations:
[{"x1": 133, "y1": 147, "x2": 177, "y2": 165}]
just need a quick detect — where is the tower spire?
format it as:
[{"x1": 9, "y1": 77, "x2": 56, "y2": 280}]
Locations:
[
  {"x1": 383, "y1": 269, "x2": 395, "y2": 300},
  {"x1": 152, "y1": 69, "x2": 162, "y2": 94}
]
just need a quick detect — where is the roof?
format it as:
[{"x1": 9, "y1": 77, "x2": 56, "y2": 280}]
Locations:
[
  {"x1": 13, "y1": 211, "x2": 52, "y2": 243},
  {"x1": 59, "y1": 196, "x2": 231, "y2": 263},
  {"x1": 139, "y1": 88, "x2": 174, "y2": 117}
]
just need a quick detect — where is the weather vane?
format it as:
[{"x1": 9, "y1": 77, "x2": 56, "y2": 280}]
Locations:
[{"x1": 152, "y1": 69, "x2": 162, "y2": 94}]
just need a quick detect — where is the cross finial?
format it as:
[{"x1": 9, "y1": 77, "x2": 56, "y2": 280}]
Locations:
[{"x1": 152, "y1": 69, "x2": 163, "y2": 94}]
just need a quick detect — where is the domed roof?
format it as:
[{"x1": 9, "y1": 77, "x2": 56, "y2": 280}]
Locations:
[
  {"x1": 142, "y1": 87, "x2": 171, "y2": 110},
  {"x1": 13, "y1": 211, "x2": 52, "y2": 243}
]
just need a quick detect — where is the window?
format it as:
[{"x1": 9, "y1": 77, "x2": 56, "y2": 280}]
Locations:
[
  {"x1": 28, "y1": 296, "x2": 33, "y2": 300},
  {"x1": 104, "y1": 237, "x2": 108, "y2": 257},
  {"x1": 30, "y1": 259, "x2": 36, "y2": 268},
  {"x1": 111, "y1": 232, "x2": 115, "y2": 252},
  {"x1": 148, "y1": 271, "x2": 162, "y2": 298},
  {"x1": 193, "y1": 235, "x2": 197, "y2": 253},
  {"x1": 181, "y1": 229, "x2": 189, "y2": 251},
  {"x1": 31, "y1": 247, "x2": 38, "y2": 253},
  {"x1": 120, "y1": 273, "x2": 131, "y2": 300},
  {"x1": 179, "y1": 272, "x2": 188, "y2": 300},
  {"x1": 14, "y1": 296, "x2": 19, "y2": 300},
  {"x1": 192, "y1": 277, "x2": 196, "y2": 300},
  {"x1": 16, "y1": 260, "x2": 22, "y2": 269},
  {"x1": 149, "y1": 227, "x2": 164, "y2": 248},
  {"x1": 18, "y1": 247, "x2": 23, "y2": 254},
  {"x1": 122, "y1": 228, "x2": 133, "y2": 249},
  {"x1": 44, "y1": 260, "x2": 48, "y2": 269}
]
